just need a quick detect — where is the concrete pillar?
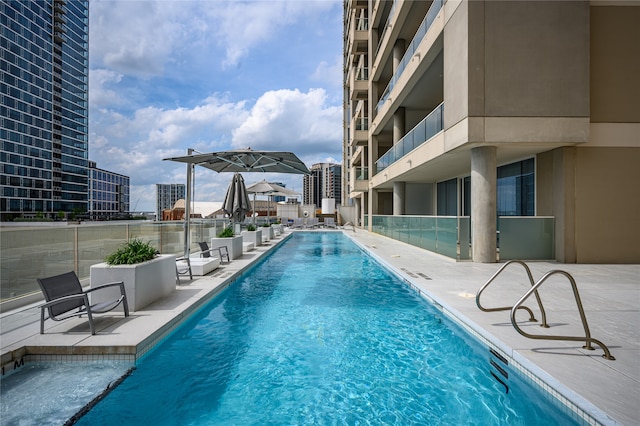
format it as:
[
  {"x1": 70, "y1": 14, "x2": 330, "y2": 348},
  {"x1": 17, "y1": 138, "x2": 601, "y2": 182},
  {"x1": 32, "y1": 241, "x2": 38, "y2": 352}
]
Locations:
[
  {"x1": 393, "y1": 39, "x2": 405, "y2": 71},
  {"x1": 471, "y1": 146, "x2": 497, "y2": 263},
  {"x1": 393, "y1": 182, "x2": 405, "y2": 215},
  {"x1": 393, "y1": 108, "x2": 405, "y2": 143}
]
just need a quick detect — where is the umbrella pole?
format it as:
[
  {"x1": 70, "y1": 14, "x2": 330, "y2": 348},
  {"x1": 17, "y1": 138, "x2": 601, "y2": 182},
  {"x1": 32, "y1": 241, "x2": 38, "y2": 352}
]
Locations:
[
  {"x1": 183, "y1": 149, "x2": 194, "y2": 259},
  {"x1": 253, "y1": 193, "x2": 257, "y2": 226}
]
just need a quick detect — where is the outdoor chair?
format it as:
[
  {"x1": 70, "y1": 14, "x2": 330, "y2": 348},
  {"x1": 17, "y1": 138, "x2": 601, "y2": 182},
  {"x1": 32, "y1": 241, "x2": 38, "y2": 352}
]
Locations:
[
  {"x1": 199, "y1": 241, "x2": 230, "y2": 264},
  {"x1": 37, "y1": 271, "x2": 129, "y2": 335},
  {"x1": 175, "y1": 256, "x2": 193, "y2": 284},
  {"x1": 324, "y1": 217, "x2": 337, "y2": 228}
]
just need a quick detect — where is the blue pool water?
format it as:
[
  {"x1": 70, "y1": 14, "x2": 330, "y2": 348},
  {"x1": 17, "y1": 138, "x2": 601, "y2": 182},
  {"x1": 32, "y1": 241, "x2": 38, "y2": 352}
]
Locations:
[{"x1": 77, "y1": 232, "x2": 577, "y2": 425}]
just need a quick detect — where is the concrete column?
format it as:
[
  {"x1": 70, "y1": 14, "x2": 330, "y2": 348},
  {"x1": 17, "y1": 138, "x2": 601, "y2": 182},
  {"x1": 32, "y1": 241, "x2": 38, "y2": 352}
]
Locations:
[
  {"x1": 393, "y1": 39, "x2": 405, "y2": 71},
  {"x1": 393, "y1": 182, "x2": 405, "y2": 215},
  {"x1": 393, "y1": 108, "x2": 405, "y2": 143},
  {"x1": 471, "y1": 146, "x2": 497, "y2": 263}
]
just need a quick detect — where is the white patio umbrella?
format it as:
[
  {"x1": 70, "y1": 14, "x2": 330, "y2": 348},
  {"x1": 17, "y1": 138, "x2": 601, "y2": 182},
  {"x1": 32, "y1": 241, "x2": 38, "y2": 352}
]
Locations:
[{"x1": 246, "y1": 180, "x2": 300, "y2": 224}]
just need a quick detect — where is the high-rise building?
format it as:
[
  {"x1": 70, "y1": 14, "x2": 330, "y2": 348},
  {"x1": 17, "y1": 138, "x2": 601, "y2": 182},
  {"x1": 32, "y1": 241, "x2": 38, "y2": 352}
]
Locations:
[
  {"x1": 88, "y1": 161, "x2": 130, "y2": 220},
  {"x1": 156, "y1": 183, "x2": 185, "y2": 221},
  {"x1": 1, "y1": 0, "x2": 90, "y2": 221},
  {"x1": 343, "y1": 0, "x2": 639, "y2": 263},
  {"x1": 303, "y1": 163, "x2": 342, "y2": 208}
]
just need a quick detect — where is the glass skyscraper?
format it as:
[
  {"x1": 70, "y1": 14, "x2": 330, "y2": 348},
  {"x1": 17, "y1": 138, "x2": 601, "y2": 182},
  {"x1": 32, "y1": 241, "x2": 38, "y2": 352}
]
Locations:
[{"x1": 1, "y1": 0, "x2": 89, "y2": 220}]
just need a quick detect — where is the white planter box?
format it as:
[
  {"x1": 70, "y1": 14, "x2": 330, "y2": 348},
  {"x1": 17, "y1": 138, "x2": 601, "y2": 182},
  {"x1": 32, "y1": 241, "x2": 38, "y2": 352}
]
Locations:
[
  {"x1": 90, "y1": 254, "x2": 176, "y2": 312},
  {"x1": 261, "y1": 227, "x2": 272, "y2": 241},
  {"x1": 210, "y1": 235, "x2": 243, "y2": 260},
  {"x1": 241, "y1": 229, "x2": 262, "y2": 246}
]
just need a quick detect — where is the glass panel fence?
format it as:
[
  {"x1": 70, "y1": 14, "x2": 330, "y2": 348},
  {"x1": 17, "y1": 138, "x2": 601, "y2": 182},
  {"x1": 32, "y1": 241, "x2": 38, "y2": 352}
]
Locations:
[
  {"x1": 498, "y1": 216, "x2": 555, "y2": 260},
  {"x1": 0, "y1": 220, "x2": 228, "y2": 303},
  {"x1": 436, "y1": 217, "x2": 458, "y2": 258},
  {"x1": 370, "y1": 215, "x2": 468, "y2": 260}
]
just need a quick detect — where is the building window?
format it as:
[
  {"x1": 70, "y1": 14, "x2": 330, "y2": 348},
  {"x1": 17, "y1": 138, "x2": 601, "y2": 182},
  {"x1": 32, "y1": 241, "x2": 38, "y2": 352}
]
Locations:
[
  {"x1": 497, "y1": 158, "x2": 535, "y2": 216},
  {"x1": 437, "y1": 178, "x2": 458, "y2": 216}
]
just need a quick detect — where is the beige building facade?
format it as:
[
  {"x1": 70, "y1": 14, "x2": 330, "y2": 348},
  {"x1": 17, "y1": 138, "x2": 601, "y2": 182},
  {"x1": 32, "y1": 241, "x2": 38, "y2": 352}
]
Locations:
[{"x1": 343, "y1": 0, "x2": 640, "y2": 263}]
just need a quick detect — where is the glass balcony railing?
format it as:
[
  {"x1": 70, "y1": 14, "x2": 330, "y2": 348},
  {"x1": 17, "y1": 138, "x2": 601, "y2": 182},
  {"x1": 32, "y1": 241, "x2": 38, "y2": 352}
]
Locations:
[
  {"x1": 0, "y1": 220, "x2": 227, "y2": 302},
  {"x1": 355, "y1": 116, "x2": 369, "y2": 131},
  {"x1": 355, "y1": 66, "x2": 369, "y2": 81},
  {"x1": 376, "y1": 0, "x2": 443, "y2": 115},
  {"x1": 356, "y1": 166, "x2": 369, "y2": 180},
  {"x1": 356, "y1": 15, "x2": 368, "y2": 31},
  {"x1": 370, "y1": 215, "x2": 555, "y2": 261},
  {"x1": 371, "y1": 215, "x2": 470, "y2": 260},
  {"x1": 375, "y1": 102, "x2": 443, "y2": 173}
]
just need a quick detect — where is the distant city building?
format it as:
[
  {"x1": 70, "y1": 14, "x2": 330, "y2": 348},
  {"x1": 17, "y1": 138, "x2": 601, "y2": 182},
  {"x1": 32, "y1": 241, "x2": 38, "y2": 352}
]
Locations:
[
  {"x1": 88, "y1": 161, "x2": 130, "y2": 220},
  {"x1": 303, "y1": 163, "x2": 342, "y2": 208},
  {"x1": 271, "y1": 182, "x2": 287, "y2": 203},
  {"x1": 156, "y1": 184, "x2": 185, "y2": 220},
  {"x1": 0, "y1": 1, "x2": 90, "y2": 220}
]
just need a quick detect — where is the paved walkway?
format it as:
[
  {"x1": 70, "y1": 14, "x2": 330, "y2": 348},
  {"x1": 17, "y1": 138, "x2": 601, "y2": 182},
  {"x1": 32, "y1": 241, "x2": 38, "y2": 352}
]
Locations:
[{"x1": 1, "y1": 229, "x2": 638, "y2": 425}]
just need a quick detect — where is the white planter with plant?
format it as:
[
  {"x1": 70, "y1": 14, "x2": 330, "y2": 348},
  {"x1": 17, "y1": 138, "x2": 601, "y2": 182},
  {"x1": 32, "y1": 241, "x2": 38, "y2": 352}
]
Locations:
[
  {"x1": 261, "y1": 224, "x2": 272, "y2": 241},
  {"x1": 210, "y1": 226, "x2": 243, "y2": 260},
  {"x1": 90, "y1": 239, "x2": 176, "y2": 312},
  {"x1": 241, "y1": 225, "x2": 262, "y2": 247}
]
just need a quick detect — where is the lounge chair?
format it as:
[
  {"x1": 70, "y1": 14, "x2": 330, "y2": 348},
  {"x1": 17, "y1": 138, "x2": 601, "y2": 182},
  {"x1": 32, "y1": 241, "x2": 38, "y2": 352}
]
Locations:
[
  {"x1": 37, "y1": 271, "x2": 129, "y2": 335},
  {"x1": 324, "y1": 217, "x2": 337, "y2": 228},
  {"x1": 198, "y1": 241, "x2": 230, "y2": 264},
  {"x1": 304, "y1": 217, "x2": 319, "y2": 229}
]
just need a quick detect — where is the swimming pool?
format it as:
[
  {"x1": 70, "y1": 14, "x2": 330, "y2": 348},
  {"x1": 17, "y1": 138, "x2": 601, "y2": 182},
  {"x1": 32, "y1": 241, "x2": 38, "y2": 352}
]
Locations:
[{"x1": 74, "y1": 232, "x2": 577, "y2": 425}]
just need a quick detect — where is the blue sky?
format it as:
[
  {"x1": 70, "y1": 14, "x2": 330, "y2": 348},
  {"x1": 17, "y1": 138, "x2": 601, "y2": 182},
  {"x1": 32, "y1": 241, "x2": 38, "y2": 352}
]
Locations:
[{"x1": 88, "y1": 0, "x2": 343, "y2": 211}]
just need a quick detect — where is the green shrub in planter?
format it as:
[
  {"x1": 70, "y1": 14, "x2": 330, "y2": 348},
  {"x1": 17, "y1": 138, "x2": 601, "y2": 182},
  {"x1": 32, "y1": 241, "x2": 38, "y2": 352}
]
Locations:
[
  {"x1": 105, "y1": 238, "x2": 157, "y2": 265},
  {"x1": 261, "y1": 223, "x2": 270, "y2": 228},
  {"x1": 217, "y1": 227, "x2": 235, "y2": 238},
  {"x1": 246, "y1": 224, "x2": 256, "y2": 231}
]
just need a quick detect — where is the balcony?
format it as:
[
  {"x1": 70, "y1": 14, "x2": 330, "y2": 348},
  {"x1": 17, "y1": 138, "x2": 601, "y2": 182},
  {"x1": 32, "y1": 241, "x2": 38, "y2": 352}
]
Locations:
[
  {"x1": 376, "y1": 0, "x2": 443, "y2": 114},
  {"x1": 348, "y1": 13, "x2": 368, "y2": 60},
  {"x1": 349, "y1": 66, "x2": 368, "y2": 101},
  {"x1": 375, "y1": 102, "x2": 443, "y2": 173},
  {"x1": 350, "y1": 165, "x2": 369, "y2": 193},
  {"x1": 349, "y1": 114, "x2": 368, "y2": 147}
]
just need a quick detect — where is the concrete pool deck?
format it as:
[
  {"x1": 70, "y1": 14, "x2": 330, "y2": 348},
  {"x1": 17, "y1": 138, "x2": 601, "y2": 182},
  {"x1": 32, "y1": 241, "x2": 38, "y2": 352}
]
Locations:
[{"x1": 1, "y1": 229, "x2": 638, "y2": 425}]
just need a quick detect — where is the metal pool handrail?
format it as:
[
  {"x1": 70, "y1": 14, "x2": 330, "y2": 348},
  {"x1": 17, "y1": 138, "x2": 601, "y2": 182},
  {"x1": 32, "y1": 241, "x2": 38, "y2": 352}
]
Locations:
[
  {"x1": 510, "y1": 269, "x2": 616, "y2": 360},
  {"x1": 476, "y1": 260, "x2": 549, "y2": 327}
]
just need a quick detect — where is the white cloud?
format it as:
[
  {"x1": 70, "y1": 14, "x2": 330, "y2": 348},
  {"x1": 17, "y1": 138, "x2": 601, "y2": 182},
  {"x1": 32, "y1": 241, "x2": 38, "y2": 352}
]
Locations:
[
  {"x1": 90, "y1": 95, "x2": 250, "y2": 186},
  {"x1": 311, "y1": 56, "x2": 343, "y2": 90},
  {"x1": 207, "y1": 1, "x2": 337, "y2": 68},
  {"x1": 90, "y1": 1, "x2": 195, "y2": 75},
  {"x1": 89, "y1": 68, "x2": 124, "y2": 109},
  {"x1": 232, "y1": 88, "x2": 342, "y2": 156}
]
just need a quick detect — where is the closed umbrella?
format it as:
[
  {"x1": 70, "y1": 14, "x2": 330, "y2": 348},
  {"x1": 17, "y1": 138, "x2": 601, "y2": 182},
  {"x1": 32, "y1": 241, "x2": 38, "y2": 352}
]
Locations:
[{"x1": 223, "y1": 173, "x2": 251, "y2": 228}]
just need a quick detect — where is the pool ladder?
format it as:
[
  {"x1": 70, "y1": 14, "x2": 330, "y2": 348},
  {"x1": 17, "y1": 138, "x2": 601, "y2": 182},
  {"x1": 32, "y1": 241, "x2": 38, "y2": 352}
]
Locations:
[{"x1": 476, "y1": 260, "x2": 615, "y2": 360}]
